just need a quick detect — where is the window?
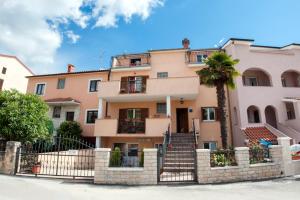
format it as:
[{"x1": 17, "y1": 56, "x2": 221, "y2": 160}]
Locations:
[
  {"x1": 2, "y1": 67, "x2": 7, "y2": 74},
  {"x1": 245, "y1": 77, "x2": 258, "y2": 86},
  {"x1": 0, "y1": 79, "x2": 3, "y2": 91},
  {"x1": 35, "y1": 83, "x2": 45, "y2": 95},
  {"x1": 127, "y1": 109, "x2": 141, "y2": 120},
  {"x1": 196, "y1": 54, "x2": 208, "y2": 63},
  {"x1": 130, "y1": 58, "x2": 141, "y2": 66},
  {"x1": 281, "y1": 78, "x2": 287, "y2": 87},
  {"x1": 86, "y1": 110, "x2": 98, "y2": 124},
  {"x1": 66, "y1": 112, "x2": 75, "y2": 121},
  {"x1": 203, "y1": 142, "x2": 217, "y2": 150},
  {"x1": 52, "y1": 106, "x2": 61, "y2": 118},
  {"x1": 57, "y1": 78, "x2": 65, "y2": 89},
  {"x1": 157, "y1": 103, "x2": 166, "y2": 114},
  {"x1": 157, "y1": 72, "x2": 168, "y2": 78},
  {"x1": 128, "y1": 144, "x2": 138, "y2": 157},
  {"x1": 89, "y1": 80, "x2": 100, "y2": 92},
  {"x1": 202, "y1": 107, "x2": 216, "y2": 121},
  {"x1": 286, "y1": 102, "x2": 296, "y2": 120}
]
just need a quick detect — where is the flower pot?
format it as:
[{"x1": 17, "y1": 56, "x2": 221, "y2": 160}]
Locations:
[
  {"x1": 32, "y1": 164, "x2": 41, "y2": 174},
  {"x1": 292, "y1": 155, "x2": 300, "y2": 160}
]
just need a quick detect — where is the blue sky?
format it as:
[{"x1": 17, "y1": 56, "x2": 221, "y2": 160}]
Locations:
[{"x1": 1, "y1": 0, "x2": 300, "y2": 74}]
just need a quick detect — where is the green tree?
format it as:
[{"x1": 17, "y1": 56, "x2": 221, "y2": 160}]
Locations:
[
  {"x1": 0, "y1": 90, "x2": 51, "y2": 142},
  {"x1": 197, "y1": 51, "x2": 239, "y2": 149},
  {"x1": 57, "y1": 121, "x2": 82, "y2": 138},
  {"x1": 110, "y1": 147, "x2": 122, "y2": 167}
]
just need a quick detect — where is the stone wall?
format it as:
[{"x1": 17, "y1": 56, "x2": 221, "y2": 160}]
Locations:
[
  {"x1": 196, "y1": 145, "x2": 283, "y2": 184},
  {"x1": 293, "y1": 160, "x2": 300, "y2": 175},
  {"x1": 94, "y1": 148, "x2": 157, "y2": 185}
]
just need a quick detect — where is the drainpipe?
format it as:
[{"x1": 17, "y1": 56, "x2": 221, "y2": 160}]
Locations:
[{"x1": 105, "y1": 58, "x2": 112, "y2": 117}]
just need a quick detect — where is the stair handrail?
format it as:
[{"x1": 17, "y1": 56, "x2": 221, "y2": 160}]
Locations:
[
  {"x1": 192, "y1": 118, "x2": 198, "y2": 146},
  {"x1": 161, "y1": 124, "x2": 170, "y2": 167}
]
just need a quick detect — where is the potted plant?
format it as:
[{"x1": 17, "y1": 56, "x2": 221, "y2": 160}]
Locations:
[{"x1": 32, "y1": 161, "x2": 41, "y2": 174}]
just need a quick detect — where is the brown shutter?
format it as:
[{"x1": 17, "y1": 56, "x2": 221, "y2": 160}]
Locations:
[
  {"x1": 118, "y1": 109, "x2": 127, "y2": 133},
  {"x1": 215, "y1": 107, "x2": 220, "y2": 121},
  {"x1": 120, "y1": 77, "x2": 128, "y2": 93},
  {"x1": 141, "y1": 76, "x2": 149, "y2": 92},
  {"x1": 141, "y1": 108, "x2": 149, "y2": 121},
  {"x1": 0, "y1": 79, "x2": 3, "y2": 91},
  {"x1": 200, "y1": 108, "x2": 204, "y2": 121}
]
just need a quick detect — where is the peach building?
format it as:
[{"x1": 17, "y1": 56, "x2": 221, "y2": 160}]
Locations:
[
  {"x1": 0, "y1": 54, "x2": 34, "y2": 92},
  {"x1": 27, "y1": 65, "x2": 109, "y2": 139},
  {"x1": 223, "y1": 38, "x2": 300, "y2": 146},
  {"x1": 94, "y1": 39, "x2": 232, "y2": 151}
]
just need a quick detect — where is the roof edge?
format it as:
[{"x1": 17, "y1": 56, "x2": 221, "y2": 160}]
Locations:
[{"x1": 0, "y1": 53, "x2": 34, "y2": 75}]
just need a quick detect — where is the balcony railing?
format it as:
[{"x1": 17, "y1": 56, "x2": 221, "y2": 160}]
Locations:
[
  {"x1": 118, "y1": 120, "x2": 145, "y2": 133},
  {"x1": 120, "y1": 82, "x2": 146, "y2": 94}
]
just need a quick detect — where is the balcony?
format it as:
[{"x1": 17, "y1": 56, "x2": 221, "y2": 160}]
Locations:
[
  {"x1": 98, "y1": 76, "x2": 200, "y2": 102},
  {"x1": 111, "y1": 54, "x2": 151, "y2": 72},
  {"x1": 94, "y1": 118, "x2": 170, "y2": 137}
]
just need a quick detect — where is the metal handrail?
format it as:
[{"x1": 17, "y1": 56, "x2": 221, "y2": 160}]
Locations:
[
  {"x1": 161, "y1": 124, "x2": 170, "y2": 168},
  {"x1": 192, "y1": 118, "x2": 198, "y2": 146}
]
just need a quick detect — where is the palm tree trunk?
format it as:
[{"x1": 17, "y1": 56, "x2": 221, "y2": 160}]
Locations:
[{"x1": 216, "y1": 82, "x2": 227, "y2": 149}]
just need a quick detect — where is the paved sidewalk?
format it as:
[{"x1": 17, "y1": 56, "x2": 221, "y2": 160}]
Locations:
[{"x1": 0, "y1": 175, "x2": 299, "y2": 200}]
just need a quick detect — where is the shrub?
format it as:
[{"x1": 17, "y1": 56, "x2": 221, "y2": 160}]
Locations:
[
  {"x1": 0, "y1": 90, "x2": 50, "y2": 142},
  {"x1": 110, "y1": 147, "x2": 122, "y2": 167},
  {"x1": 57, "y1": 121, "x2": 82, "y2": 138},
  {"x1": 139, "y1": 151, "x2": 144, "y2": 167}
]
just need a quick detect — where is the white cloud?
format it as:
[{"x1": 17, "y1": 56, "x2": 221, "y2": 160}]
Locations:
[
  {"x1": 93, "y1": 0, "x2": 164, "y2": 28},
  {"x1": 0, "y1": 0, "x2": 164, "y2": 73},
  {"x1": 65, "y1": 31, "x2": 80, "y2": 44}
]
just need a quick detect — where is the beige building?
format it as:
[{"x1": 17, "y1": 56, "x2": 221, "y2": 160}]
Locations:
[{"x1": 0, "y1": 54, "x2": 33, "y2": 92}]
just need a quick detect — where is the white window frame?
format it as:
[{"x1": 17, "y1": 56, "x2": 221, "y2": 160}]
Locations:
[
  {"x1": 57, "y1": 78, "x2": 66, "y2": 89},
  {"x1": 245, "y1": 76, "x2": 258, "y2": 86},
  {"x1": 196, "y1": 54, "x2": 207, "y2": 63},
  {"x1": 156, "y1": 102, "x2": 167, "y2": 114},
  {"x1": 88, "y1": 78, "x2": 102, "y2": 93},
  {"x1": 202, "y1": 107, "x2": 216, "y2": 122},
  {"x1": 85, "y1": 109, "x2": 98, "y2": 125},
  {"x1": 157, "y1": 72, "x2": 168, "y2": 78},
  {"x1": 35, "y1": 82, "x2": 46, "y2": 96}
]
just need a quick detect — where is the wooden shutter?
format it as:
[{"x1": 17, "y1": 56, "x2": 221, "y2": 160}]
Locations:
[
  {"x1": 200, "y1": 108, "x2": 205, "y2": 121},
  {"x1": 118, "y1": 109, "x2": 128, "y2": 133},
  {"x1": 141, "y1": 108, "x2": 149, "y2": 121},
  {"x1": 0, "y1": 79, "x2": 3, "y2": 91},
  {"x1": 141, "y1": 76, "x2": 149, "y2": 92},
  {"x1": 120, "y1": 77, "x2": 128, "y2": 93}
]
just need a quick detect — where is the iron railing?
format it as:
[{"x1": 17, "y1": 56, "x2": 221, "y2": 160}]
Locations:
[
  {"x1": 249, "y1": 147, "x2": 271, "y2": 164},
  {"x1": 109, "y1": 150, "x2": 143, "y2": 167},
  {"x1": 16, "y1": 136, "x2": 95, "y2": 178},
  {"x1": 210, "y1": 149, "x2": 237, "y2": 167},
  {"x1": 118, "y1": 120, "x2": 145, "y2": 133},
  {"x1": 120, "y1": 82, "x2": 146, "y2": 94}
]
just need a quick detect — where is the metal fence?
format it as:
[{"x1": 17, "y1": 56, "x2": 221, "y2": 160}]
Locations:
[
  {"x1": 249, "y1": 147, "x2": 271, "y2": 164},
  {"x1": 210, "y1": 149, "x2": 237, "y2": 167},
  {"x1": 109, "y1": 150, "x2": 144, "y2": 167},
  {"x1": 16, "y1": 136, "x2": 95, "y2": 178}
]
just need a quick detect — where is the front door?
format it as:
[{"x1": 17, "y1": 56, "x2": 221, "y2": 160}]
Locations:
[{"x1": 176, "y1": 108, "x2": 189, "y2": 133}]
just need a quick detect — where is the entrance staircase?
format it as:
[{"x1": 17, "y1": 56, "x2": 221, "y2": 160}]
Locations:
[{"x1": 160, "y1": 133, "x2": 196, "y2": 182}]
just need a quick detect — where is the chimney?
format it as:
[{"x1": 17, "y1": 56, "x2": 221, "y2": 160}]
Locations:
[
  {"x1": 182, "y1": 38, "x2": 190, "y2": 49},
  {"x1": 67, "y1": 64, "x2": 75, "y2": 73}
]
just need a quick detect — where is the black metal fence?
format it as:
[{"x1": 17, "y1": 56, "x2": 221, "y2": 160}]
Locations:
[
  {"x1": 109, "y1": 149, "x2": 144, "y2": 167},
  {"x1": 16, "y1": 136, "x2": 95, "y2": 178},
  {"x1": 249, "y1": 147, "x2": 271, "y2": 164},
  {"x1": 210, "y1": 149, "x2": 237, "y2": 167}
]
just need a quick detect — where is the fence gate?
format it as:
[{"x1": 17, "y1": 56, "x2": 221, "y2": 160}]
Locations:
[{"x1": 16, "y1": 136, "x2": 95, "y2": 179}]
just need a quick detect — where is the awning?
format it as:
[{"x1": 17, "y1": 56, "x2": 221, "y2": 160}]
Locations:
[{"x1": 45, "y1": 97, "x2": 81, "y2": 106}]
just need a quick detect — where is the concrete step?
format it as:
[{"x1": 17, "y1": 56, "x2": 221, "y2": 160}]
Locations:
[
  {"x1": 163, "y1": 167, "x2": 195, "y2": 173},
  {"x1": 164, "y1": 163, "x2": 195, "y2": 168}
]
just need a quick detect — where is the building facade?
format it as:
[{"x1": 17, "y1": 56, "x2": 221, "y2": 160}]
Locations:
[
  {"x1": 26, "y1": 65, "x2": 109, "y2": 139},
  {"x1": 224, "y1": 38, "x2": 300, "y2": 145},
  {"x1": 0, "y1": 54, "x2": 33, "y2": 92},
  {"x1": 94, "y1": 40, "x2": 232, "y2": 152}
]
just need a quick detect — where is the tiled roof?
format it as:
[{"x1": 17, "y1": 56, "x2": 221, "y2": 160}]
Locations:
[
  {"x1": 27, "y1": 69, "x2": 109, "y2": 78},
  {"x1": 243, "y1": 126, "x2": 278, "y2": 146},
  {"x1": 45, "y1": 97, "x2": 81, "y2": 104}
]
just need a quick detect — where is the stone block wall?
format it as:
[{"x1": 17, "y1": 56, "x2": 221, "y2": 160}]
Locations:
[
  {"x1": 94, "y1": 148, "x2": 157, "y2": 185},
  {"x1": 293, "y1": 160, "x2": 300, "y2": 175},
  {"x1": 197, "y1": 145, "x2": 283, "y2": 184}
]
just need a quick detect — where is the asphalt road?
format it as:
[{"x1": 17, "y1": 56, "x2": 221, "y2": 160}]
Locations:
[{"x1": 0, "y1": 175, "x2": 299, "y2": 200}]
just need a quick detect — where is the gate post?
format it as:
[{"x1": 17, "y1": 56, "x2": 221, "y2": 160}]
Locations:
[{"x1": 3, "y1": 141, "x2": 21, "y2": 175}]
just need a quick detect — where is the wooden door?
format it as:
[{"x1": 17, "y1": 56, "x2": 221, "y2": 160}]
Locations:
[{"x1": 176, "y1": 108, "x2": 189, "y2": 133}]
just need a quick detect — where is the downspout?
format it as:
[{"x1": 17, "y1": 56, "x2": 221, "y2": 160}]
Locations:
[{"x1": 105, "y1": 57, "x2": 113, "y2": 117}]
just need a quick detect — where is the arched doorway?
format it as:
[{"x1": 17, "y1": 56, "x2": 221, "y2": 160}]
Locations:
[
  {"x1": 265, "y1": 106, "x2": 277, "y2": 128},
  {"x1": 247, "y1": 106, "x2": 261, "y2": 123}
]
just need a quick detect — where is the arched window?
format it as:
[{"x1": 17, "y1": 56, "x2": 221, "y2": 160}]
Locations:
[
  {"x1": 242, "y1": 68, "x2": 272, "y2": 86},
  {"x1": 281, "y1": 70, "x2": 300, "y2": 87},
  {"x1": 247, "y1": 106, "x2": 261, "y2": 123}
]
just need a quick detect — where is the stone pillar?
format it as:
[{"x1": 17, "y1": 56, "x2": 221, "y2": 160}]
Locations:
[
  {"x1": 143, "y1": 149, "x2": 158, "y2": 185},
  {"x1": 166, "y1": 96, "x2": 171, "y2": 117},
  {"x1": 235, "y1": 147, "x2": 250, "y2": 168},
  {"x1": 95, "y1": 137, "x2": 101, "y2": 148},
  {"x1": 4, "y1": 141, "x2": 21, "y2": 175},
  {"x1": 94, "y1": 148, "x2": 110, "y2": 184},
  {"x1": 196, "y1": 149, "x2": 211, "y2": 184},
  {"x1": 277, "y1": 137, "x2": 293, "y2": 176}
]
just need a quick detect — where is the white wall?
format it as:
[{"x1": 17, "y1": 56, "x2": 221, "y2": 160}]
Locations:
[{"x1": 0, "y1": 55, "x2": 33, "y2": 93}]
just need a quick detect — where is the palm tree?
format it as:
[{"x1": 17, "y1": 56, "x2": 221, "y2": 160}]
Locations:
[{"x1": 196, "y1": 51, "x2": 239, "y2": 149}]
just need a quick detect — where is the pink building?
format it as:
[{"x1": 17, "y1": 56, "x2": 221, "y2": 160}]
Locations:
[{"x1": 224, "y1": 38, "x2": 300, "y2": 145}]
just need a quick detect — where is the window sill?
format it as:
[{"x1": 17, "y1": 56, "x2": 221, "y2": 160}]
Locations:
[{"x1": 202, "y1": 120, "x2": 216, "y2": 122}]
